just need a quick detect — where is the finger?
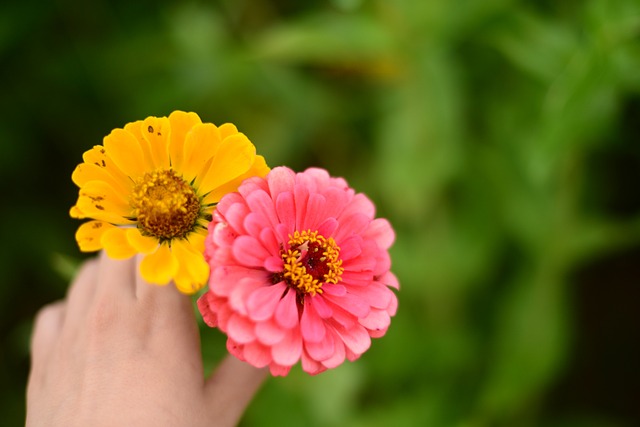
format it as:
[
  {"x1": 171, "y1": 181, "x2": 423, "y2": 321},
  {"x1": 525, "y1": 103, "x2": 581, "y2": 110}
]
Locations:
[
  {"x1": 29, "y1": 301, "x2": 66, "y2": 384},
  {"x1": 204, "y1": 355, "x2": 268, "y2": 425},
  {"x1": 62, "y1": 258, "x2": 99, "y2": 329},
  {"x1": 95, "y1": 250, "x2": 137, "y2": 300}
]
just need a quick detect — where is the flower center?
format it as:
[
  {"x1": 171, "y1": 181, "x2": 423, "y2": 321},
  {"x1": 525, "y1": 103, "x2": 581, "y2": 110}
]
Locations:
[
  {"x1": 130, "y1": 169, "x2": 201, "y2": 240},
  {"x1": 280, "y1": 230, "x2": 344, "y2": 296}
]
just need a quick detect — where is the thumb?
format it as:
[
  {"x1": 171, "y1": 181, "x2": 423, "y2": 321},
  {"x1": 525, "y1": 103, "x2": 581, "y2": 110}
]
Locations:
[{"x1": 204, "y1": 354, "x2": 268, "y2": 426}]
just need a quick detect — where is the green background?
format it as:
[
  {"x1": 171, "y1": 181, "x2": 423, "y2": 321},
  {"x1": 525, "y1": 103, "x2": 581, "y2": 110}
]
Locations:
[{"x1": 2, "y1": 0, "x2": 640, "y2": 425}]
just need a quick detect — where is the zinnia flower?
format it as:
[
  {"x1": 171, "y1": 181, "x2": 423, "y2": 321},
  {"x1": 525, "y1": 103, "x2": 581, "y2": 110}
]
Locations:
[
  {"x1": 70, "y1": 111, "x2": 269, "y2": 294},
  {"x1": 198, "y1": 167, "x2": 399, "y2": 375}
]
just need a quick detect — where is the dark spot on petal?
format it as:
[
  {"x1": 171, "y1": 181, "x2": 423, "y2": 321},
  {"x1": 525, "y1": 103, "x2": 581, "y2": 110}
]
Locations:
[
  {"x1": 148, "y1": 125, "x2": 154, "y2": 133},
  {"x1": 95, "y1": 205, "x2": 105, "y2": 210}
]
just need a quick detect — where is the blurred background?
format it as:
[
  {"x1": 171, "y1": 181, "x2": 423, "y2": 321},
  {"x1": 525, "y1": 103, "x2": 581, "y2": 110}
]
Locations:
[{"x1": 2, "y1": 0, "x2": 640, "y2": 425}]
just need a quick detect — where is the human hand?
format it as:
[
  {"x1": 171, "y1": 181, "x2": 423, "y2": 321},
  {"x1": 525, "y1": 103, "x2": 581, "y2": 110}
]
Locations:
[{"x1": 26, "y1": 252, "x2": 267, "y2": 427}]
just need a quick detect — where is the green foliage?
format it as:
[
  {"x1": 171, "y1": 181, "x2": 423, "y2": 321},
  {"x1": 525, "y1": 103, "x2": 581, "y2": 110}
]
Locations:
[{"x1": 2, "y1": 0, "x2": 640, "y2": 425}]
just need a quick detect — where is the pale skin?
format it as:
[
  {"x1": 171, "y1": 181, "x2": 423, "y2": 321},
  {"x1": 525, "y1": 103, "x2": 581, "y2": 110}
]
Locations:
[{"x1": 26, "y1": 251, "x2": 267, "y2": 427}]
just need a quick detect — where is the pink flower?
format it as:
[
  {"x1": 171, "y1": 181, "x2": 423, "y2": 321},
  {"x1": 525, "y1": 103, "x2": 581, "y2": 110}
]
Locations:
[{"x1": 197, "y1": 167, "x2": 399, "y2": 376}]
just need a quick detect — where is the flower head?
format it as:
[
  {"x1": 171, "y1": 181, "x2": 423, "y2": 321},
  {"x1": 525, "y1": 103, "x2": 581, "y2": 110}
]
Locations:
[
  {"x1": 71, "y1": 111, "x2": 269, "y2": 294},
  {"x1": 198, "y1": 167, "x2": 399, "y2": 375}
]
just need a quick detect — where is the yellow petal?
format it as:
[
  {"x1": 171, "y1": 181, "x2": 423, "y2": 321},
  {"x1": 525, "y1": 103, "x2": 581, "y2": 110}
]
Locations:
[
  {"x1": 103, "y1": 128, "x2": 147, "y2": 178},
  {"x1": 139, "y1": 243, "x2": 178, "y2": 285},
  {"x1": 76, "y1": 180, "x2": 132, "y2": 224},
  {"x1": 218, "y1": 123, "x2": 238, "y2": 140},
  {"x1": 181, "y1": 123, "x2": 223, "y2": 182},
  {"x1": 124, "y1": 120, "x2": 156, "y2": 170},
  {"x1": 172, "y1": 239, "x2": 209, "y2": 294},
  {"x1": 141, "y1": 116, "x2": 171, "y2": 169},
  {"x1": 125, "y1": 228, "x2": 159, "y2": 254},
  {"x1": 72, "y1": 163, "x2": 130, "y2": 194},
  {"x1": 70, "y1": 205, "x2": 85, "y2": 219},
  {"x1": 82, "y1": 145, "x2": 129, "y2": 185},
  {"x1": 197, "y1": 133, "x2": 256, "y2": 195},
  {"x1": 168, "y1": 111, "x2": 201, "y2": 171},
  {"x1": 203, "y1": 154, "x2": 270, "y2": 205},
  {"x1": 186, "y1": 230, "x2": 207, "y2": 253},
  {"x1": 101, "y1": 227, "x2": 137, "y2": 259},
  {"x1": 75, "y1": 220, "x2": 115, "y2": 252}
]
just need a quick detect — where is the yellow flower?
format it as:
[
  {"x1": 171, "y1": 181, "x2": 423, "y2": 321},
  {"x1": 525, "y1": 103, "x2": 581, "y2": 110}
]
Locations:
[{"x1": 70, "y1": 111, "x2": 269, "y2": 294}]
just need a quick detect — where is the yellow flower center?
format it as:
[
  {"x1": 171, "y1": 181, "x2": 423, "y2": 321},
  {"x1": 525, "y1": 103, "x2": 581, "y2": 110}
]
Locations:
[
  {"x1": 130, "y1": 169, "x2": 201, "y2": 240},
  {"x1": 280, "y1": 230, "x2": 344, "y2": 296}
]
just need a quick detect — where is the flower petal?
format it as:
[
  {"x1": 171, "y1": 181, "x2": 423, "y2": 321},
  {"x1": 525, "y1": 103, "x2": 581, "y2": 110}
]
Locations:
[
  {"x1": 125, "y1": 228, "x2": 158, "y2": 254},
  {"x1": 198, "y1": 133, "x2": 256, "y2": 195},
  {"x1": 246, "y1": 282, "x2": 286, "y2": 322},
  {"x1": 101, "y1": 227, "x2": 137, "y2": 259},
  {"x1": 172, "y1": 239, "x2": 210, "y2": 294},
  {"x1": 141, "y1": 116, "x2": 171, "y2": 169},
  {"x1": 76, "y1": 180, "x2": 132, "y2": 224},
  {"x1": 75, "y1": 220, "x2": 115, "y2": 252},
  {"x1": 275, "y1": 289, "x2": 299, "y2": 329},
  {"x1": 271, "y1": 328, "x2": 302, "y2": 366},
  {"x1": 182, "y1": 123, "x2": 223, "y2": 182},
  {"x1": 168, "y1": 111, "x2": 202, "y2": 171},
  {"x1": 139, "y1": 244, "x2": 178, "y2": 285},
  {"x1": 103, "y1": 128, "x2": 147, "y2": 178}
]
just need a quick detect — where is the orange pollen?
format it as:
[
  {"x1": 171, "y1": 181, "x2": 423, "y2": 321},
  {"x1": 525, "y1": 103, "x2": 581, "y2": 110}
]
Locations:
[
  {"x1": 280, "y1": 230, "x2": 344, "y2": 296},
  {"x1": 130, "y1": 169, "x2": 200, "y2": 240}
]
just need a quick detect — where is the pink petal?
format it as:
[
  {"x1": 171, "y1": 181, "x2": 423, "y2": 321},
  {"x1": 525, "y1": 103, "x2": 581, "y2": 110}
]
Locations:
[
  {"x1": 321, "y1": 187, "x2": 351, "y2": 218},
  {"x1": 229, "y1": 278, "x2": 263, "y2": 316},
  {"x1": 347, "y1": 281, "x2": 393, "y2": 309},
  {"x1": 227, "y1": 313, "x2": 256, "y2": 344},
  {"x1": 293, "y1": 183, "x2": 309, "y2": 231},
  {"x1": 310, "y1": 296, "x2": 333, "y2": 318},
  {"x1": 269, "y1": 364, "x2": 291, "y2": 377},
  {"x1": 210, "y1": 266, "x2": 267, "y2": 297},
  {"x1": 264, "y1": 256, "x2": 283, "y2": 272},
  {"x1": 301, "y1": 193, "x2": 327, "y2": 231},
  {"x1": 259, "y1": 227, "x2": 280, "y2": 255},
  {"x1": 378, "y1": 271, "x2": 400, "y2": 290},
  {"x1": 358, "y1": 308, "x2": 391, "y2": 332},
  {"x1": 340, "y1": 193, "x2": 375, "y2": 220},
  {"x1": 305, "y1": 328, "x2": 335, "y2": 361},
  {"x1": 340, "y1": 270, "x2": 374, "y2": 286},
  {"x1": 222, "y1": 202, "x2": 249, "y2": 234},
  {"x1": 275, "y1": 191, "x2": 296, "y2": 229},
  {"x1": 319, "y1": 330, "x2": 345, "y2": 369},
  {"x1": 238, "y1": 175, "x2": 269, "y2": 199},
  {"x1": 386, "y1": 290, "x2": 398, "y2": 316},
  {"x1": 242, "y1": 341, "x2": 272, "y2": 368},
  {"x1": 245, "y1": 190, "x2": 279, "y2": 228},
  {"x1": 363, "y1": 218, "x2": 395, "y2": 250},
  {"x1": 243, "y1": 212, "x2": 269, "y2": 238},
  {"x1": 246, "y1": 282, "x2": 286, "y2": 322},
  {"x1": 323, "y1": 292, "x2": 370, "y2": 318},
  {"x1": 316, "y1": 217, "x2": 339, "y2": 238},
  {"x1": 334, "y1": 213, "x2": 371, "y2": 243},
  {"x1": 197, "y1": 293, "x2": 218, "y2": 327},
  {"x1": 271, "y1": 328, "x2": 302, "y2": 366},
  {"x1": 275, "y1": 289, "x2": 299, "y2": 329},
  {"x1": 211, "y1": 222, "x2": 237, "y2": 248},
  {"x1": 215, "y1": 192, "x2": 243, "y2": 216},
  {"x1": 301, "y1": 351, "x2": 327, "y2": 375},
  {"x1": 333, "y1": 322, "x2": 371, "y2": 356},
  {"x1": 226, "y1": 338, "x2": 245, "y2": 361},
  {"x1": 255, "y1": 318, "x2": 286, "y2": 345},
  {"x1": 322, "y1": 284, "x2": 346, "y2": 296},
  {"x1": 338, "y1": 235, "x2": 363, "y2": 261},
  {"x1": 232, "y1": 236, "x2": 270, "y2": 268},
  {"x1": 300, "y1": 298, "x2": 326, "y2": 343},
  {"x1": 266, "y1": 166, "x2": 295, "y2": 199}
]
